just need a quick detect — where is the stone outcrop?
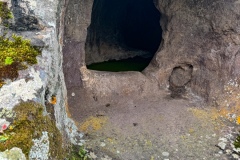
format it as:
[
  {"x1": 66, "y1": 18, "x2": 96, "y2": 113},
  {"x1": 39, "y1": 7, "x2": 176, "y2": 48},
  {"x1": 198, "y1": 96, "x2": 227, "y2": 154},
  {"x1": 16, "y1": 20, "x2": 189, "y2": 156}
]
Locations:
[
  {"x1": 0, "y1": 0, "x2": 82, "y2": 159},
  {"x1": 63, "y1": 0, "x2": 240, "y2": 107},
  {"x1": 0, "y1": 0, "x2": 239, "y2": 159},
  {"x1": 148, "y1": 0, "x2": 240, "y2": 101}
]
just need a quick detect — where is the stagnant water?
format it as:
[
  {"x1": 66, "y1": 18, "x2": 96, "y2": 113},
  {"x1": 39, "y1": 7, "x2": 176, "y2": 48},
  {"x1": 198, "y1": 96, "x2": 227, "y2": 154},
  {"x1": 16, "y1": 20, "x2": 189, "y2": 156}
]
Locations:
[{"x1": 87, "y1": 56, "x2": 152, "y2": 72}]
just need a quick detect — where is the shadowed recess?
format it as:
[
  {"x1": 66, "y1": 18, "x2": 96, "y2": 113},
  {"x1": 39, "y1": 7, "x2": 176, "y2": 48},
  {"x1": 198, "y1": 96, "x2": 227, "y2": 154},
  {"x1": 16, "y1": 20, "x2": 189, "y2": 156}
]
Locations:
[{"x1": 86, "y1": 0, "x2": 162, "y2": 71}]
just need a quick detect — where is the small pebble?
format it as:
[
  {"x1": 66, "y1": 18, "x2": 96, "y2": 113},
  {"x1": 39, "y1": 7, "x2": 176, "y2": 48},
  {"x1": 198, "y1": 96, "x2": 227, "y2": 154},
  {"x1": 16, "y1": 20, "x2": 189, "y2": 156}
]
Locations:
[
  {"x1": 162, "y1": 152, "x2": 169, "y2": 157},
  {"x1": 89, "y1": 152, "x2": 97, "y2": 159},
  {"x1": 218, "y1": 142, "x2": 226, "y2": 150},
  {"x1": 226, "y1": 149, "x2": 232, "y2": 155},
  {"x1": 71, "y1": 92, "x2": 75, "y2": 96},
  {"x1": 100, "y1": 142, "x2": 106, "y2": 147}
]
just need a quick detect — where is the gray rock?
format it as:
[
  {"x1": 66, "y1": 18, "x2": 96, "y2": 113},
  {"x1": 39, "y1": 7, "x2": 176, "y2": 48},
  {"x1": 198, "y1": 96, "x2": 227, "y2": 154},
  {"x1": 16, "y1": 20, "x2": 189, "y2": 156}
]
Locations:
[
  {"x1": 29, "y1": 132, "x2": 49, "y2": 160},
  {"x1": 218, "y1": 142, "x2": 227, "y2": 150}
]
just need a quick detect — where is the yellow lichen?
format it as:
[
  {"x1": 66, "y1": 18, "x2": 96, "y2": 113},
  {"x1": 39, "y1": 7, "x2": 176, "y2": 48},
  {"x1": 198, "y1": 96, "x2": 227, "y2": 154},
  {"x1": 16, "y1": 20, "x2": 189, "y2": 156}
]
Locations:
[
  {"x1": 236, "y1": 116, "x2": 240, "y2": 125},
  {"x1": 188, "y1": 107, "x2": 225, "y2": 130},
  {"x1": 79, "y1": 116, "x2": 108, "y2": 133}
]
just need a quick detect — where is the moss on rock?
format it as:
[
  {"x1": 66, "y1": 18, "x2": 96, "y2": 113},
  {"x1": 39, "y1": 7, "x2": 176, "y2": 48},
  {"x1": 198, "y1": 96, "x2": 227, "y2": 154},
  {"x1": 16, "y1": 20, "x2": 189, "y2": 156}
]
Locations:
[
  {"x1": 0, "y1": 34, "x2": 41, "y2": 86},
  {"x1": 0, "y1": 2, "x2": 41, "y2": 87},
  {"x1": 0, "y1": 101, "x2": 65, "y2": 159},
  {"x1": 234, "y1": 134, "x2": 240, "y2": 149}
]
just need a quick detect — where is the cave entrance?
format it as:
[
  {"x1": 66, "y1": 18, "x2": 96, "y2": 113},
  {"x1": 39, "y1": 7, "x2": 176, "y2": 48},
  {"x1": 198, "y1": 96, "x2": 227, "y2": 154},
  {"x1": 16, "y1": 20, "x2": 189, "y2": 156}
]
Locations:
[{"x1": 85, "y1": 0, "x2": 162, "y2": 72}]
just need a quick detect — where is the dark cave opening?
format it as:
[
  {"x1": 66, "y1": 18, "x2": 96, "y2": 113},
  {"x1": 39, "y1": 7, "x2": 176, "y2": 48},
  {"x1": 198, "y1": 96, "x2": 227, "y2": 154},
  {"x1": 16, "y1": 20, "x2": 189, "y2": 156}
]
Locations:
[{"x1": 85, "y1": 0, "x2": 162, "y2": 71}]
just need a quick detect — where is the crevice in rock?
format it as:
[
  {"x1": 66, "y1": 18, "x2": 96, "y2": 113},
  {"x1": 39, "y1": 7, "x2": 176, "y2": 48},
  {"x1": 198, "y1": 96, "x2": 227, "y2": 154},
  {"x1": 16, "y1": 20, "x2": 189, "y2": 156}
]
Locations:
[
  {"x1": 85, "y1": 0, "x2": 162, "y2": 71},
  {"x1": 10, "y1": 0, "x2": 41, "y2": 31}
]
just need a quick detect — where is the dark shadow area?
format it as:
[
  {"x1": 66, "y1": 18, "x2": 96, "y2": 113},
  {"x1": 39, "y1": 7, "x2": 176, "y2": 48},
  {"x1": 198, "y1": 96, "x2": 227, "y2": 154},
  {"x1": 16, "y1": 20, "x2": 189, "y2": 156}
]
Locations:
[
  {"x1": 86, "y1": 0, "x2": 162, "y2": 71},
  {"x1": 122, "y1": 0, "x2": 162, "y2": 54}
]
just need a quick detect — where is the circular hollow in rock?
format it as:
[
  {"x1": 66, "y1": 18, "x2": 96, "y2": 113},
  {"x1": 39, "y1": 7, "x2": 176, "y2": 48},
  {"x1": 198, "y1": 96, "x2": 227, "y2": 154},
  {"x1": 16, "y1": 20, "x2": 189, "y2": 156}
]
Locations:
[{"x1": 169, "y1": 64, "x2": 193, "y2": 96}]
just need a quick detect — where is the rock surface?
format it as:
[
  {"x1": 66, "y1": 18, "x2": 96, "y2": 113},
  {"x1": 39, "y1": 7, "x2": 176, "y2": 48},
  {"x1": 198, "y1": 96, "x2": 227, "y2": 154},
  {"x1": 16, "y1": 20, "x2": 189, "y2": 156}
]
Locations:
[
  {"x1": 0, "y1": 147, "x2": 26, "y2": 160},
  {"x1": 0, "y1": 0, "x2": 239, "y2": 159},
  {"x1": 62, "y1": 0, "x2": 240, "y2": 159},
  {"x1": 0, "y1": 0, "x2": 81, "y2": 159},
  {"x1": 63, "y1": 0, "x2": 240, "y2": 106}
]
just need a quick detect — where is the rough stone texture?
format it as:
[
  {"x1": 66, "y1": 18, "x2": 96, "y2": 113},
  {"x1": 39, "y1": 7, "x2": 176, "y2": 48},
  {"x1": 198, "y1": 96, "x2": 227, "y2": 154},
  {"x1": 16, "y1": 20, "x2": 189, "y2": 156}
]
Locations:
[
  {"x1": 0, "y1": 68, "x2": 44, "y2": 109},
  {"x1": 0, "y1": 0, "x2": 82, "y2": 159},
  {"x1": 29, "y1": 132, "x2": 49, "y2": 160},
  {"x1": 9, "y1": 0, "x2": 43, "y2": 31},
  {"x1": 63, "y1": 0, "x2": 240, "y2": 104},
  {"x1": 0, "y1": 0, "x2": 239, "y2": 159},
  {"x1": 62, "y1": 0, "x2": 93, "y2": 114},
  {"x1": 62, "y1": 0, "x2": 240, "y2": 158},
  {"x1": 148, "y1": 0, "x2": 240, "y2": 101},
  {"x1": 169, "y1": 64, "x2": 193, "y2": 97},
  {"x1": 62, "y1": 0, "x2": 239, "y2": 121}
]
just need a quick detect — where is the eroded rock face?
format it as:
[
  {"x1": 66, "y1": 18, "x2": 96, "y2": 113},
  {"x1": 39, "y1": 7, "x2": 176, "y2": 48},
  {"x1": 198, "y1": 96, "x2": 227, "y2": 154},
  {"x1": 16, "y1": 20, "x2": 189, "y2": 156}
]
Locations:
[
  {"x1": 169, "y1": 64, "x2": 193, "y2": 97},
  {"x1": 10, "y1": 0, "x2": 42, "y2": 31},
  {"x1": 1, "y1": 0, "x2": 238, "y2": 159},
  {"x1": 63, "y1": 0, "x2": 240, "y2": 111},
  {"x1": 149, "y1": 0, "x2": 240, "y2": 101},
  {"x1": 0, "y1": 0, "x2": 82, "y2": 159}
]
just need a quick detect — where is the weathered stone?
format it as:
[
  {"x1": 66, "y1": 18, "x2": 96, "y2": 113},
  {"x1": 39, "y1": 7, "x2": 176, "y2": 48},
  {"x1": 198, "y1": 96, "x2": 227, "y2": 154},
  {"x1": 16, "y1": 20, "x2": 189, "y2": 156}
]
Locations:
[
  {"x1": 0, "y1": 0, "x2": 81, "y2": 159},
  {"x1": 0, "y1": 147, "x2": 26, "y2": 160},
  {"x1": 218, "y1": 142, "x2": 227, "y2": 150},
  {"x1": 62, "y1": 0, "x2": 240, "y2": 107},
  {"x1": 9, "y1": 0, "x2": 42, "y2": 31},
  {"x1": 29, "y1": 132, "x2": 49, "y2": 160},
  {"x1": 1, "y1": 0, "x2": 240, "y2": 159}
]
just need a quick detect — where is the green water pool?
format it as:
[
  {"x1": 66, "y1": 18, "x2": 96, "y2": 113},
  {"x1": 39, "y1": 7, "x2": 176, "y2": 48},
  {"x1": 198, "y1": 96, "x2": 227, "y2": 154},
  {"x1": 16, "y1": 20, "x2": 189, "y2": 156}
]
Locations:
[{"x1": 87, "y1": 56, "x2": 152, "y2": 72}]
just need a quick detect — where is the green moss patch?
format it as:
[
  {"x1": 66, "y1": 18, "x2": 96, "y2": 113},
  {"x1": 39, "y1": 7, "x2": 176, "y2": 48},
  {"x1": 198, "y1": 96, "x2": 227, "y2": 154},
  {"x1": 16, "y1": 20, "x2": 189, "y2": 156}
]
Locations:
[
  {"x1": 234, "y1": 134, "x2": 240, "y2": 149},
  {"x1": 68, "y1": 145, "x2": 91, "y2": 160},
  {"x1": 0, "y1": 101, "x2": 65, "y2": 159},
  {"x1": 0, "y1": 34, "x2": 40, "y2": 68},
  {"x1": 0, "y1": 34, "x2": 41, "y2": 84},
  {"x1": 0, "y1": 2, "x2": 41, "y2": 87}
]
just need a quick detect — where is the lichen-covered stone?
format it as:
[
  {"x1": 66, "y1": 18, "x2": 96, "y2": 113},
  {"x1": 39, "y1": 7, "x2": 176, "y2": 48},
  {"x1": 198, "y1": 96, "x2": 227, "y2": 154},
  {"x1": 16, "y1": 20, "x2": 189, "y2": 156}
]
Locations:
[
  {"x1": 0, "y1": 147, "x2": 26, "y2": 160},
  {"x1": 0, "y1": 68, "x2": 44, "y2": 109},
  {"x1": 29, "y1": 132, "x2": 49, "y2": 160}
]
